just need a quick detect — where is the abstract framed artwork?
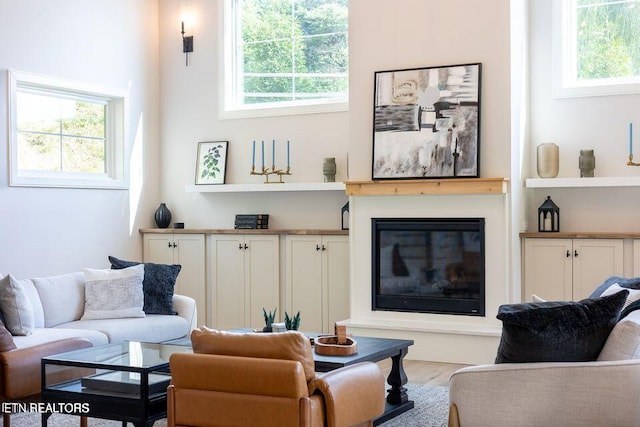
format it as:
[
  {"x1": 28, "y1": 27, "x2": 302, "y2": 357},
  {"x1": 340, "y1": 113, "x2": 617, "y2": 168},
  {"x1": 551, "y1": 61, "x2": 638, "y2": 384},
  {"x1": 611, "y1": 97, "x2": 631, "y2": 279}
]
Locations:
[
  {"x1": 372, "y1": 63, "x2": 481, "y2": 180},
  {"x1": 195, "y1": 141, "x2": 228, "y2": 185}
]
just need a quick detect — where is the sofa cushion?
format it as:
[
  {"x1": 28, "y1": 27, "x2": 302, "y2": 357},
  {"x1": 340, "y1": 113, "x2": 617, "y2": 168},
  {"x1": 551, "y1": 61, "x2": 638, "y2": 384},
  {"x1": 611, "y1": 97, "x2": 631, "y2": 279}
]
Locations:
[
  {"x1": 495, "y1": 291, "x2": 627, "y2": 363},
  {"x1": 81, "y1": 265, "x2": 145, "y2": 320},
  {"x1": 56, "y1": 315, "x2": 189, "y2": 344},
  {"x1": 191, "y1": 327, "x2": 316, "y2": 384},
  {"x1": 32, "y1": 272, "x2": 85, "y2": 327},
  {"x1": 12, "y1": 327, "x2": 109, "y2": 349},
  {"x1": 0, "y1": 275, "x2": 35, "y2": 336},
  {"x1": 108, "y1": 256, "x2": 180, "y2": 315},
  {"x1": 0, "y1": 324, "x2": 17, "y2": 352},
  {"x1": 598, "y1": 310, "x2": 640, "y2": 361},
  {"x1": 22, "y1": 280, "x2": 44, "y2": 328},
  {"x1": 590, "y1": 276, "x2": 640, "y2": 319}
]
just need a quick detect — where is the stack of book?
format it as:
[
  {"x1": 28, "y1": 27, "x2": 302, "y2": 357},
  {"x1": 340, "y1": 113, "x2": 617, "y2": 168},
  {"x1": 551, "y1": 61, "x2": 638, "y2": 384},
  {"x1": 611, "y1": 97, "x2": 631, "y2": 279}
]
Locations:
[{"x1": 234, "y1": 214, "x2": 269, "y2": 229}]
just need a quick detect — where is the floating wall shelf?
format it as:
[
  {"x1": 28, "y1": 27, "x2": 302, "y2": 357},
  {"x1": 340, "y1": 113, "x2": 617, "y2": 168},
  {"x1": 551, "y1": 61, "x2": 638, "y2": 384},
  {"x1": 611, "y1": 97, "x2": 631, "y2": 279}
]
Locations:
[
  {"x1": 185, "y1": 182, "x2": 346, "y2": 193},
  {"x1": 525, "y1": 176, "x2": 640, "y2": 189}
]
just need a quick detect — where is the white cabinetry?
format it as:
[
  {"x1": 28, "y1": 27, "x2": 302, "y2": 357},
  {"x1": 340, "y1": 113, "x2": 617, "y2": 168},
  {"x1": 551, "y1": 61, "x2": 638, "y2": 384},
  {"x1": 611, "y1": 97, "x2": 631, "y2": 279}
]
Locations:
[
  {"x1": 285, "y1": 235, "x2": 349, "y2": 334},
  {"x1": 209, "y1": 234, "x2": 279, "y2": 330},
  {"x1": 142, "y1": 233, "x2": 206, "y2": 321},
  {"x1": 523, "y1": 238, "x2": 623, "y2": 301}
]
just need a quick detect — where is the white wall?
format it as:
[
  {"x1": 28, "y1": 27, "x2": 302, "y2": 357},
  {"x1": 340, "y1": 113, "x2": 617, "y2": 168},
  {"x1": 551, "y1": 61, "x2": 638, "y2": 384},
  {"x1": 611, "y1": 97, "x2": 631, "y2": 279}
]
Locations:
[
  {"x1": 157, "y1": 0, "x2": 348, "y2": 230},
  {"x1": 0, "y1": 0, "x2": 161, "y2": 277},
  {"x1": 528, "y1": 0, "x2": 640, "y2": 233}
]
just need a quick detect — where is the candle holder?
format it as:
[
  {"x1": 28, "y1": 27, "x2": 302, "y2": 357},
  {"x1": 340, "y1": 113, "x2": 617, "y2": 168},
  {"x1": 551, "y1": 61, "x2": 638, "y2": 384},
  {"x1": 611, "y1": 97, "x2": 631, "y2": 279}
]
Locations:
[
  {"x1": 628, "y1": 154, "x2": 640, "y2": 166},
  {"x1": 250, "y1": 165, "x2": 292, "y2": 183}
]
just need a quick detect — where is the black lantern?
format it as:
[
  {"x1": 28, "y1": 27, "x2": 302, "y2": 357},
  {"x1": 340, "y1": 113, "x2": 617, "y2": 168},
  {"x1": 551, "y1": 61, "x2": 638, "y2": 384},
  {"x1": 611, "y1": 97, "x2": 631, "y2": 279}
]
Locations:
[
  {"x1": 341, "y1": 202, "x2": 349, "y2": 230},
  {"x1": 538, "y1": 196, "x2": 559, "y2": 232}
]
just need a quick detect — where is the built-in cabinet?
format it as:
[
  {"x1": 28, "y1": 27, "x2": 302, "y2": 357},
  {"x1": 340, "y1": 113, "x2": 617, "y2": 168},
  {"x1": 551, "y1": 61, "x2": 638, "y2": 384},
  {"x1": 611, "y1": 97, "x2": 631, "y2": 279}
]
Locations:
[
  {"x1": 285, "y1": 235, "x2": 349, "y2": 334},
  {"x1": 142, "y1": 233, "x2": 206, "y2": 321},
  {"x1": 209, "y1": 234, "x2": 279, "y2": 330},
  {"x1": 522, "y1": 237, "x2": 624, "y2": 301}
]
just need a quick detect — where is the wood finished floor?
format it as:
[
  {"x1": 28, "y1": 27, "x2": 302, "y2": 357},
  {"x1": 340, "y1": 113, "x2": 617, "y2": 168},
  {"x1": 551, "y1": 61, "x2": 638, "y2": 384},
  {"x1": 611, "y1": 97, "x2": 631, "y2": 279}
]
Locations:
[{"x1": 378, "y1": 359, "x2": 469, "y2": 387}]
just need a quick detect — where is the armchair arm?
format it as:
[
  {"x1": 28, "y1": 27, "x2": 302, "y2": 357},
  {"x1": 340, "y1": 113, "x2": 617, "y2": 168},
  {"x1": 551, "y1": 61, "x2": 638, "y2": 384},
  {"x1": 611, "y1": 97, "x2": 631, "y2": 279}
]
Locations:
[
  {"x1": 315, "y1": 362, "x2": 385, "y2": 427},
  {"x1": 449, "y1": 359, "x2": 640, "y2": 427},
  {"x1": 1, "y1": 338, "x2": 93, "y2": 400},
  {"x1": 173, "y1": 294, "x2": 197, "y2": 331}
]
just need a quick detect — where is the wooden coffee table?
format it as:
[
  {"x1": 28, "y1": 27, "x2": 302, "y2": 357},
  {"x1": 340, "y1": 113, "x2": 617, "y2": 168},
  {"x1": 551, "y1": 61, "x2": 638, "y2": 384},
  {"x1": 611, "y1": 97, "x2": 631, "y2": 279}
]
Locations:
[{"x1": 312, "y1": 335, "x2": 414, "y2": 425}]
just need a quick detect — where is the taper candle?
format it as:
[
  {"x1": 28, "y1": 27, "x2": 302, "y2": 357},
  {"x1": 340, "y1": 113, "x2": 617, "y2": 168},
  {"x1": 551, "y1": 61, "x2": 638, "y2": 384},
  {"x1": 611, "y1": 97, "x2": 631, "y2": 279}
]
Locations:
[
  {"x1": 630, "y1": 123, "x2": 633, "y2": 156},
  {"x1": 287, "y1": 140, "x2": 290, "y2": 168},
  {"x1": 261, "y1": 140, "x2": 265, "y2": 169},
  {"x1": 252, "y1": 140, "x2": 256, "y2": 168},
  {"x1": 272, "y1": 139, "x2": 275, "y2": 167}
]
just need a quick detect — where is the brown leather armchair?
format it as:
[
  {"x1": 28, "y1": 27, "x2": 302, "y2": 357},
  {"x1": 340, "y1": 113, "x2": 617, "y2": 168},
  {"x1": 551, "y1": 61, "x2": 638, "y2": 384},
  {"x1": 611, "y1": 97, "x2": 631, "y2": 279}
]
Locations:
[
  {"x1": 1, "y1": 337, "x2": 93, "y2": 427},
  {"x1": 167, "y1": 328, "x2": 385, "y2": 427}
]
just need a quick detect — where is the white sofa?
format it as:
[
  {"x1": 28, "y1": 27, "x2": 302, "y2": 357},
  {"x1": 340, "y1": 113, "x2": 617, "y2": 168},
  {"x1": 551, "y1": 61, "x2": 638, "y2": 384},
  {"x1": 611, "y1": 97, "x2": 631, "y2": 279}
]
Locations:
[
  {"x1": 7, "y1": 271, "x2": 197, "y2": 350},
  {"x1": 448, "y1": 310, "x2": 640, "y2": 427}
]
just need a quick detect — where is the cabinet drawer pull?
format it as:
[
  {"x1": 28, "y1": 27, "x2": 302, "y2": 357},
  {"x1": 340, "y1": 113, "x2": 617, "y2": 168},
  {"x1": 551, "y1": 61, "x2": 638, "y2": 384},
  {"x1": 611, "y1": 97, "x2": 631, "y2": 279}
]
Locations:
[
  {"x1": 244, "y1": 244, "x2": 249, "y2": 250},
  {"x1": 566, "y1": 250, "x2": 570, "y2": 257},
  {"x1": 316, "y1": 245, "x2": 321, "y2": 251},
  {"x1": 574, "y1": 250, "x2": 578, "y2": 257},
  {"x1": 239, "y1": 243, "x2": 243, "y2": 250},
  {"x1": 322, "y1": 245, "x2": 326, "y2": 251},
  {"x1": 168, "y1": 242, "x2": 172, "y2": 248}
]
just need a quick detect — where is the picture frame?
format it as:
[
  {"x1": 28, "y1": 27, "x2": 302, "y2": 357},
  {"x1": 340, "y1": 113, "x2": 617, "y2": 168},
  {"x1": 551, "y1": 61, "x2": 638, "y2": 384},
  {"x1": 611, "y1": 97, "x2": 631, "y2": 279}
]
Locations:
[
  {"x1": 195, "y1": 141, "x2": 228, "y2": 185},
  {"x1": 372, "y1": 63, "x2": 481, "y2": 180}
]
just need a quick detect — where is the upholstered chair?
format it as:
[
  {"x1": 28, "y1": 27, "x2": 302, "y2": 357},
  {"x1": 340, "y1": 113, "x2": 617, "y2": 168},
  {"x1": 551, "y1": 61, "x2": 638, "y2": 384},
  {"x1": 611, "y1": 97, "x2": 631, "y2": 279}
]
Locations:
[{"x1": 167, "y1": 328, "x2": 385, "y2": 427}]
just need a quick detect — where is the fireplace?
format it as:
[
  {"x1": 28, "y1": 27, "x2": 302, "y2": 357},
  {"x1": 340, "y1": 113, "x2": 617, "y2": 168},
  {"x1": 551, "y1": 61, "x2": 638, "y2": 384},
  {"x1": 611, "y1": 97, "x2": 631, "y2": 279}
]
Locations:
[{"x1": 371, "y1": 218, "x2": 485, "y2": 316}]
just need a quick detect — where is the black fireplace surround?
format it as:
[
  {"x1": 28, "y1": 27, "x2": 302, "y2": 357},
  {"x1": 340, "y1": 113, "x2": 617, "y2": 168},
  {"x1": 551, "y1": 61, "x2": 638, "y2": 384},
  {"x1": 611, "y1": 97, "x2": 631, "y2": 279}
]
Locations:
[{"x1": 372, "y1": 218, "x2": 485, "y2": 316}]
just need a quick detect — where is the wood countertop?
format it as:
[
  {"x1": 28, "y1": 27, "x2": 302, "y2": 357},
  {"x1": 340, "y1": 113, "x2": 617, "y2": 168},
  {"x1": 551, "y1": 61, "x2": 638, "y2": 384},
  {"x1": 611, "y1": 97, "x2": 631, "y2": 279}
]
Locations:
[
  {"x1": 520, "y1": 232, "x2": 640, "y2": 239},
  {"x1": 140, "y1": 228, "x2": 348, "y2": 235}
]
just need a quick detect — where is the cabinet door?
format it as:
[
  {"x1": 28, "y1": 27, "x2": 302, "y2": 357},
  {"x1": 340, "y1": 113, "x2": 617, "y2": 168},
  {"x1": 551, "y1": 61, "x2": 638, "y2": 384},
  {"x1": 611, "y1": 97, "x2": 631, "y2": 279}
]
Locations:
[
  {"x1": 245, "y1": 235, "x2": 280, "y2": 329},
  {"x1": 173, "y1": 234, "x2": 206, "y2": 324},
  {"x1": 211, "y1": 235, "x2": 246, "y2": 330},
  {"x1": 523, "y1": 238, "x2": 572, "y2": 301},
  {"x1": 143, "y1": 234, "x2": 174, "y2": 265},
  {"x1": 285, "y1": 236, "x2": 323, "y2": 333},
  {"x1": 572, "y1": 239, "x2": 623, "y2": 300},
  {"x1": 322, "y1": 235, "x2": 350, "y2": 333}
]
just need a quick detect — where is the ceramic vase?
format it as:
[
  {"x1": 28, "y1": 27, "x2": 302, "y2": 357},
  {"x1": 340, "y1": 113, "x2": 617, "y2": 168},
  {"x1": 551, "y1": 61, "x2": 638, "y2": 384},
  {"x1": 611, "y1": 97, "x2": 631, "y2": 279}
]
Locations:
[
  {"x1": 154, "y1": 203, "x2": 172, "y2": 228},
  {"x1": 536, "y1": 143, "x2": 559, "y2": 178},
  {"x1": 323, "y1": 157, "x2": 336, "y2": 182},
  {"x1": 579, "y1": 149, "x2": 595, "y2": 177}
]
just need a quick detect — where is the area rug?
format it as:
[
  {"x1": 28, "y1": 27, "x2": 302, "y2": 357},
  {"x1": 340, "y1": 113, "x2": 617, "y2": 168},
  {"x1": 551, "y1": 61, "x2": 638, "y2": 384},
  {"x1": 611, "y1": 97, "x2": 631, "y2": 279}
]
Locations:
[{"x1": 7, "y1": 383, "x2": 448, "y2": 427}]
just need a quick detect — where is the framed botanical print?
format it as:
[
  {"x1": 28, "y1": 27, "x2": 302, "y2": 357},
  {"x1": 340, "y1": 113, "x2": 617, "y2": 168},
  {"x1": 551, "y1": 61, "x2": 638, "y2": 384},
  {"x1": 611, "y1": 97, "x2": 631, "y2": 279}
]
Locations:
[{"x1": 195, "y1": 141, "x2": 228, "y2": 185}]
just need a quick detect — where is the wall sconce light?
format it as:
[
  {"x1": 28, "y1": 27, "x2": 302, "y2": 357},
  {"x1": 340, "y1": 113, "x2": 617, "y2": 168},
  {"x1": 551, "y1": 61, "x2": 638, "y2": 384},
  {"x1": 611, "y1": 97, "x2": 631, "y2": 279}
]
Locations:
[
  {"x1": 181, "y1": 21, "x2": 194, "y2": 66},
  {"x1": 538, "y1": 195, "x2": 560, "y2": 232}
]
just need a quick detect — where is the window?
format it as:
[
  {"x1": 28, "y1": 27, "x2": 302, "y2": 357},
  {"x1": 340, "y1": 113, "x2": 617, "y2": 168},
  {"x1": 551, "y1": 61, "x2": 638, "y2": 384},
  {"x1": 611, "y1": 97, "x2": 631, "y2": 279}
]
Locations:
[
  {"x1": 221, "y1": 0, "x2": 348, "y2": 118},
  {"x1": 8, "y1": 71, "x2": 126, "y2": 188},
  {"x1": 553, "y1": 0, "x2": 640, "y2": 97}
]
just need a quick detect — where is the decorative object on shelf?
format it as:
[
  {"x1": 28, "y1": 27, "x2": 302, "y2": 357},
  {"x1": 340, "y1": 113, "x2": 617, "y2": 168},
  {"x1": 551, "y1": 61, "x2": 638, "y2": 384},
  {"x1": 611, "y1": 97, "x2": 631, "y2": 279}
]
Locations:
[
  {"x1": 341, "y1": 201, "x2": 349, "y2": 230},
  {"x1": 627, "y1": 123, "x2": 640, "y2": 166},
  {"x1": 536, "y1": 143, "x2": 559, "y2": 178},
  {"x1": 262, "y1": 307, "x2": 277, "y2": 332},
  {"x1": 323, "y1": 157, "x2": 336, "y2": 182},
  {"x1": 173, "y1": 222, "x2": 185, "y2": 229},
  {"x1": 579, "y1": 149, "x2": 595, "y2": 177},
  {"x1": 154, "y1": 203, "x2": 172, "y2": 228},
  {"x1": 234, "y1": 214, "x2": 269, "y2": 229},
  {"x1": 271, "y1": 322, "x2": 287, "y2": 333},
  {"x1": 314, "y1": 322, "x2": 357, "y2": 356},
  {"x1": 250, "y1": 139, "x2": 292, "y2": 183},
  {"x1": 180, "y1": 20, "x2": 194, "y2": 66},
  {"x1": 284, "y1": 311, "x2": 301, "y2": 330},
  {"x1": 538, "y1": 196, "x2": 560, "y2": 232},
  {"x1": 372, "y1": 63, "x2": 481, "y2": 179},
  {"x1": 195, "y1": 141, "x2": 228, "y2": 185}
]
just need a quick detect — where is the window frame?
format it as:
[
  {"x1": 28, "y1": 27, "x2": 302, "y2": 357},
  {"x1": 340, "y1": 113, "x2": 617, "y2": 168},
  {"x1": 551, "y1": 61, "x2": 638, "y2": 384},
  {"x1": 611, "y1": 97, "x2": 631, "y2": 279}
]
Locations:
[
  {"x1": 218, "y1": 0, "x2": 348, "y2": 119},
  {"x1": 553, "y1": 0, "x2": 640, "y2": 98},
  {"x1": 8, "y1": 70, "x2": 127, "y2": 189}
]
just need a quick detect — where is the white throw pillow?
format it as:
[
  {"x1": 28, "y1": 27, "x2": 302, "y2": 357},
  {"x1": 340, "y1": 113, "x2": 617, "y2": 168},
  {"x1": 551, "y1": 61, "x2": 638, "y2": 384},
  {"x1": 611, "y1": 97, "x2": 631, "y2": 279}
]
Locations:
[
  {"x1": 33, "y1": 272, "x2": 86, "y2": 327},
  {"x1": 0, "y1": 275, "x2": 35, "y2": 335},
  {"x1": 531, "y1": 294, "x2": 546, "y2": 303},
  {"x1": 600, "y1": 283, "x2": 640, "y2": 309},
  {"x1": 81, "y1": 265, "x2": 146, "y2": 320}
]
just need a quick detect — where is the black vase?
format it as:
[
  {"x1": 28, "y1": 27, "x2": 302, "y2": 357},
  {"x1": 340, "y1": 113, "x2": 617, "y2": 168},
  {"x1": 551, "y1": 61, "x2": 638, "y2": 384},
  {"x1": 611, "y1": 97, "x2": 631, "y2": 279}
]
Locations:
[{"x1": 154, "y1": 203, "x2": 172, "y2": 228}]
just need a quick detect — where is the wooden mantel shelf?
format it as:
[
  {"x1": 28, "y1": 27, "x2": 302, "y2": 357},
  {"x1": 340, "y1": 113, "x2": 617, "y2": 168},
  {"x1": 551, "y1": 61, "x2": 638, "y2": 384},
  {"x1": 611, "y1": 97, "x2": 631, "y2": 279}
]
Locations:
[{"x1": 345, "y1": 178, "x2": 508, "y2": 196}]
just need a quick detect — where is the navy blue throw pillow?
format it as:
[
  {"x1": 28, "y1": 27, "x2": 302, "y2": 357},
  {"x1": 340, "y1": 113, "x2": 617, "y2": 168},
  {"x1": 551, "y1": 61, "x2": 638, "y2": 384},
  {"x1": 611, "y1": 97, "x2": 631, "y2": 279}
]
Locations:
[
  {"x1": 108, "y1": 256, "x2": 181, "y2": 315},
  {"x1": 495, "y1": 291, "x2": 627, "y2": 364}
]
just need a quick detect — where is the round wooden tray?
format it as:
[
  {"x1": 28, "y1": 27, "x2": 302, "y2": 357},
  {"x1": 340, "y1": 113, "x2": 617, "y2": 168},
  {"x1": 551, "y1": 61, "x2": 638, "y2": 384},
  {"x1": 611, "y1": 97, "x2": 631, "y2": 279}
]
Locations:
[{"x1": 314, "y1": 336, "x2": 357, "y2": 356}]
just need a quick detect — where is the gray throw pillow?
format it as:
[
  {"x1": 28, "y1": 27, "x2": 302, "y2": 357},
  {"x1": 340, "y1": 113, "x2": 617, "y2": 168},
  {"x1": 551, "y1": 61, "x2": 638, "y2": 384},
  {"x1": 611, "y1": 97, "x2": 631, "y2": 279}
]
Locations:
[
  {"x1": 495, "y1": 291, "x2": 627, "y2": 363},
  {"x1": 81, "y1": 265, "x2": 145, "y2": 320},
  {"x1": 0, "y1": 275, "x2": 35, "y2": 336},
  {"x1": 108, "y1": 256, "x2": 180, "y2": 315}
]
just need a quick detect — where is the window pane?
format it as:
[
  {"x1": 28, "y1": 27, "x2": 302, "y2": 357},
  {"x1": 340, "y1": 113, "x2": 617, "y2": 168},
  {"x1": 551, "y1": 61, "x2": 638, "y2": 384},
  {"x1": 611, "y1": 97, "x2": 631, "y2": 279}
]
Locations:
[
  {"x1": 62, "y1": 102, "x2": 105, "y2": 138},
  {"x1": 17, "y1": 132, "x2": 60, "y2": 171},
  {"x1": 17, "y1": 92, "x2": 62, "y2": 134},
  {"x1": 297, "y1": 33, "x2": 348, "y2": 74},
  {"x1": 241, "y1": 0, "x2": 293, "y2": 44},
  {"x1": 576, "y1": 0, "x2": 640, "y2": 80},
  {"x1": 62, "y1": 137, "x2": 105, "y2": 173},
  {"x1": 294, "y1": 76, "x2": 347, "y2": 99},
  {"x1": 244, "y1": 39, "x2": 294, "y2": 73}
]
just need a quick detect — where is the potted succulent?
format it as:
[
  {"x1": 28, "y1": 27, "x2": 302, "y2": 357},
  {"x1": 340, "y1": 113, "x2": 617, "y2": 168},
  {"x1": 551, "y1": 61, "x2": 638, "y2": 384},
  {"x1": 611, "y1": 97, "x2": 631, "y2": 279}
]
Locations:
[
  {"x1": 284, "y1": 311, "x2": 301, "y2": 331},
  {"x1": 262, "y1": 308, "x2": 277, "y2": 332}
]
